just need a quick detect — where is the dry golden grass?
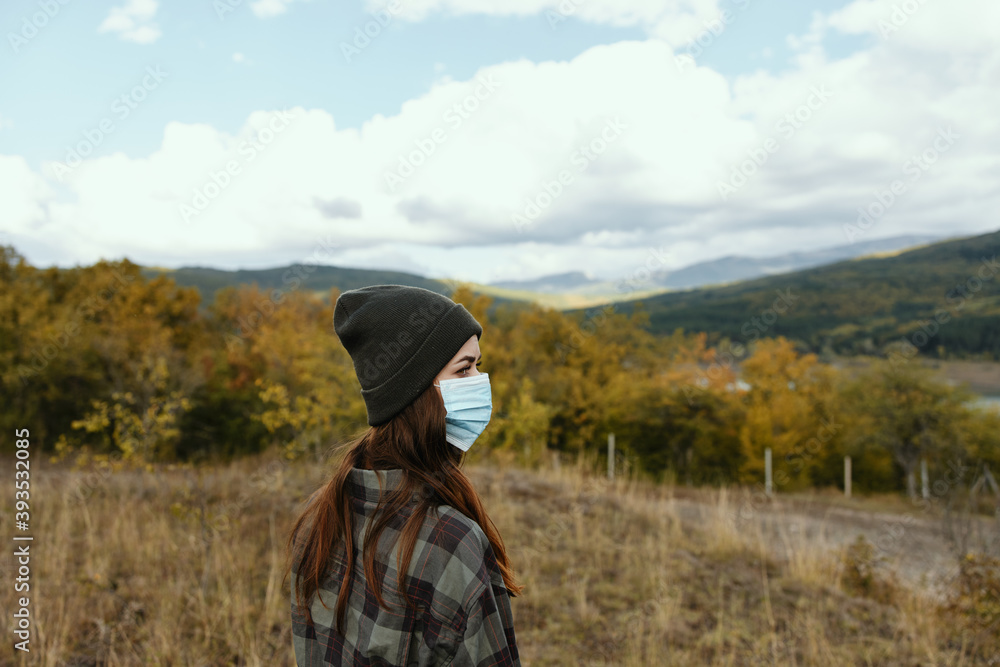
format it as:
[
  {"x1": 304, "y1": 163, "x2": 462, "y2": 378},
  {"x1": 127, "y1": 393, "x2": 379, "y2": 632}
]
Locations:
[{"x1": 1, "y1": 448, "x2": 997, "y2": 666}]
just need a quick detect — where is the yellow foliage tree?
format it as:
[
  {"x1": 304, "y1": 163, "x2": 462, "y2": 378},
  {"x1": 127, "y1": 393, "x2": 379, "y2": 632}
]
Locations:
[
  {"x1": 737, "y1": 337, "x2": 839, "y2": 490},
  {"x1": 70, "y1": 354, "x2": 191, "y2": 468}
]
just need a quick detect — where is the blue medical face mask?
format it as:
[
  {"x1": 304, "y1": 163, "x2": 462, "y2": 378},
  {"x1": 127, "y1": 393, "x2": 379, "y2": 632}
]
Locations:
[{"x1": 432, "y1": 372, "x2": 492, "y2": 452}]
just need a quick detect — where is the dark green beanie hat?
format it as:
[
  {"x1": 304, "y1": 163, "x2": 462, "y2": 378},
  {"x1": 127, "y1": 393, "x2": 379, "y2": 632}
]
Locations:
[{"x1": 333, "y1": 284, "x2": 483, "y2": 426}]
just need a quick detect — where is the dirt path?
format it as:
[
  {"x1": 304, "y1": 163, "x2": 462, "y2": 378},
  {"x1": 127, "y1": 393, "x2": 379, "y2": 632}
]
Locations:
[
  {"x1": 473, "y1": 465, "x2": 997, "y2": 599},
  {"x1": 663, "y1": 492, "x2": 998, "y2": 598}
]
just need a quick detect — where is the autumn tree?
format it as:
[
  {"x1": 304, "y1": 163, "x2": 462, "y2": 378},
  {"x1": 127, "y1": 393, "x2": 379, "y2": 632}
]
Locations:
[
  {"x1": 737, "y1": 336, "x2": 840, "y2": 490},
  {"x1": 841, "y1": 354, "x2": 976, "y2": 499},
  {"x1": 224, "y1": 284, "x2": 368, "y2": 461},
  {"x1": 2, "y1": 250, "x2": 204, "y2": 457}
]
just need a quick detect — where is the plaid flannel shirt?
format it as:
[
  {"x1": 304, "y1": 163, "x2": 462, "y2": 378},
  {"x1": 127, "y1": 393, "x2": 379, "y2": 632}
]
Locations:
[{"x1": 291, "y1": 467, "x2": 520, "y2": 667}]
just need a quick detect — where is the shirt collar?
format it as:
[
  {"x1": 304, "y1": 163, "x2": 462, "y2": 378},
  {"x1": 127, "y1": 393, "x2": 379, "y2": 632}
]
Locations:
[{"x1": 348, "y1": 467, "x2": 406, "y2": 504}]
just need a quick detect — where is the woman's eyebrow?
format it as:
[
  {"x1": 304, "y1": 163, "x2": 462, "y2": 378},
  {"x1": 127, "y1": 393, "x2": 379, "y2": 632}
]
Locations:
[{"x1": 455, "y1": 353, "x2": 482, "y2": 364}]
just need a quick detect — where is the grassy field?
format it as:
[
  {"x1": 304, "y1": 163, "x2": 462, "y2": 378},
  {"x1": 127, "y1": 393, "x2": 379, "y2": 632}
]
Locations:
[{"x1": 2, "y1": 449, "x2": 998, "y2": 666}]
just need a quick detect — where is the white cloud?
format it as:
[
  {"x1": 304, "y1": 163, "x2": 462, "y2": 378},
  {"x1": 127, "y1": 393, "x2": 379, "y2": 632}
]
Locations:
[
  {"x1": 232, "y1": 52, "x2": 246, "y2": 63},
  {"x1": 9, "y1": 0, "x2": 1000, "y2": 280},
  {"x1": 825, "y1": 0, "x2": 1000, "y2": 52},
  {"x1": 98, "y1": 0, "x2": 161, "y2": 44},
  {"x1": 0, "y1": 155, "x2": 56, "y2": 235},
  {"x1": 251, "y1": 0, "x2": 299, "y2": 18},
  {"x1": 363, "y1": 0, "x2": 725, "y2": 46}
]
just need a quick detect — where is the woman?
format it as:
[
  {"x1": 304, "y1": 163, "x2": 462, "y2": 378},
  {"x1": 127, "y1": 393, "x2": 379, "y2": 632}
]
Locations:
[{"x1": 285, "y1": 284, "x2": 523, "y2": 666}]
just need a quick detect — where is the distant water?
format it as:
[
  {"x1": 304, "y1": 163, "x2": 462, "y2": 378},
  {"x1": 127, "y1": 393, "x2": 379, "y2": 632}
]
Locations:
[{"x1": 973, "y1": 395, "x2": 1000, "y2": 412}]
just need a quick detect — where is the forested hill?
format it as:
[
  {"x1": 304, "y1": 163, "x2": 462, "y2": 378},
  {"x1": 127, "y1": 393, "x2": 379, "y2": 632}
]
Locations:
[
  {"x1": 592, "y1": 228, "x2": 1000, "y2": 359},
  {"x1": 137, "y1": 263, "x2": 546, "y2": 314},
  {"x1": 137, "y1": 228, "x2": 999, "y2": 358},
  {"x1": 138, "y1": 264, "x2": 451, "y2": 305}
]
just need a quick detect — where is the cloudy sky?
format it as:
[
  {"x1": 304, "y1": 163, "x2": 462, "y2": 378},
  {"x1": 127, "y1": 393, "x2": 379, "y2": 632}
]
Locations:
[{"x1": 1, "y1": 0, "x2": 997, "y2": 284}]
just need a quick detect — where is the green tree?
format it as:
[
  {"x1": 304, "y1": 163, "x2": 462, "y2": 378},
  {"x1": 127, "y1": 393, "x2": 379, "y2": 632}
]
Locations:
[{"x1": 842, "y1": 356, "x2": 976, "y2": 499}]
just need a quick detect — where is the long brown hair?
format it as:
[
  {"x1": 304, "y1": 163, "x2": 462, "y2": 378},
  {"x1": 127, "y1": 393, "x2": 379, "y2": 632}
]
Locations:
[{"x1": 282, "y1": 380, "x2": 523, "y2": 635}]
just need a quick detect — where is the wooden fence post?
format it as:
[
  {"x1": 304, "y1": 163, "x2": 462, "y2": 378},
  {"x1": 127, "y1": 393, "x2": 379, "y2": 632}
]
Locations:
[
  {"x1": 765, "y1": 447, "x2": 772, "y2": 497},
  {"x1": 844, "y1": 455, "x2": 852, "y2": 498},
  {"x1": 607, "y1": 433, "x2": 615, "y2": 482}
]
